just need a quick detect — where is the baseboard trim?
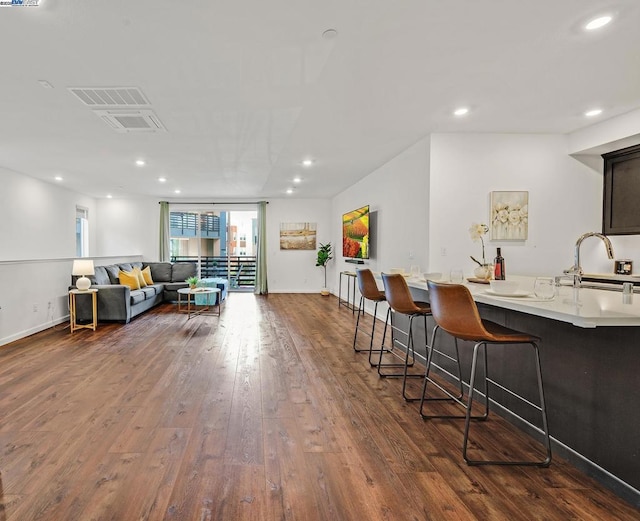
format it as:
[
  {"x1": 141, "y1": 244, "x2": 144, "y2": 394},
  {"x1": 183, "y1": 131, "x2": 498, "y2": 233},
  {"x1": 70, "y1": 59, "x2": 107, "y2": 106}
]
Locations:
[{"x1": 0, "y1": 315, "x2": 69, "y2": 348}]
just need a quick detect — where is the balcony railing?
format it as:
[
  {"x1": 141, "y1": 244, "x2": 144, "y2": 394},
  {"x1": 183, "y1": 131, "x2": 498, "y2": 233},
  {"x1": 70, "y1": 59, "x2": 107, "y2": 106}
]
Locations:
[
  {"x1": 170, "y1": 213, "x2": 221, "y2": 239},
  {"x1": 170, "y1": 255, "x2": 256, "y2": 289}
]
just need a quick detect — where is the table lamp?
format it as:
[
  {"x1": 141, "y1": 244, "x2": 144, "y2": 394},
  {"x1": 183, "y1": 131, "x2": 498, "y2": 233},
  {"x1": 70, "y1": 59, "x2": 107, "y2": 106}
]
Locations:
[{"x1": 72, "y1": 259, "x2": 95, "y2": 291}]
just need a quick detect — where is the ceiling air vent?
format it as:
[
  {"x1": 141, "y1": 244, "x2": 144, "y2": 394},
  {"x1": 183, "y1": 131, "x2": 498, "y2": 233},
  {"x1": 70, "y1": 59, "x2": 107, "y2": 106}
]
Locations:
[
  {"x1": 69, "y1": 86, "x2": 165, "y2": 133},
  {"x1": 68, "y1": 87, "x2": 150, "y2": 107},
  {"x1": 94, "y1": 109, "x2": 166, "y2": 133}
]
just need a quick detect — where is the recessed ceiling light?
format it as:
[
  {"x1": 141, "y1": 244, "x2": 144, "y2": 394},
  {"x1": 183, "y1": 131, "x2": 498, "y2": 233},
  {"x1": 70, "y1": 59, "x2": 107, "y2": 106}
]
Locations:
[
  {"x1": 174, "y1": 189, "x2": 181, "y2": 194},
  {"x1": 106, "y1": 194, "x2": 113, "y2": 199},
  {"x1": 293, "y1": 177, "x2": 301, "y2": 183},
  {"x1": 585, "y1": 108, "x2": 603, "y2": 117},
  {"x1": 585, "y1": 15, "x2": 612, "y2": 30},
  {"x1": 286, "y1": 188, "x2": 293, "y2": 194},
  {"x1": 135, "y1": 159, "x2": 146, "y2": 166},
  {"x1": 454, "y1": 107, "x2": 469, "y2": 116},
  {"x1": 54, "y1": 175, "x2": 63, "y2": 181},
  {"x1": 38, "y1": 80, "x2": 53, "y2": 89},
  {"x1": 158, "y1": 177, "x2": 167, "y2": 183},
  {"x1": 302, "y1": 159, "x2": 313, "y2": 167}
]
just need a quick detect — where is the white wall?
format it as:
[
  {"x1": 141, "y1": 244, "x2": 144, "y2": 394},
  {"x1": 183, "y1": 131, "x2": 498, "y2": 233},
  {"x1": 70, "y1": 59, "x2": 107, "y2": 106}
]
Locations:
[
  {"x1": 329, "y1": 138, "x2": 430, "y2": 318},
  {"x1": 329, "y1": 130, "x2": 640, "y2": 322},
  {"x1": 0, "y1": 169, "x2": 99, "y2": 345},
  {"x1": 427, "y1": 133, "x2": 634, "y2": 277},
  {"x1": 0, "y1": 168, "x2": 97, "y2": 261},
  {"x1": 267, "y1": 198, "x2": 333, "y2": 293},
  {"x1": 331, "y1": 138, "x2": 431, "y2": 282},
  {"x1": 96, "y1": 197, "x2": 158, "y2": 259}
]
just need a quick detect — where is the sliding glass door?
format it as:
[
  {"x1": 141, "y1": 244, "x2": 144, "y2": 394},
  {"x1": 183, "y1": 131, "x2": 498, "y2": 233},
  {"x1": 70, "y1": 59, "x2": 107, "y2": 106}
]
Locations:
[{"x1": 169, "y1": 208, "x2": 257, "y2": 291}]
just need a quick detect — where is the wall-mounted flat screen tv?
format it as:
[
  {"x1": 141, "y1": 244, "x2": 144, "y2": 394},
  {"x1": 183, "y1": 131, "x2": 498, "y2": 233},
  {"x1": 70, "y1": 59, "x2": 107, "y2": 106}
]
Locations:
[{"x1": 342, "y1": 205, "x2": 370, "y2": 259}]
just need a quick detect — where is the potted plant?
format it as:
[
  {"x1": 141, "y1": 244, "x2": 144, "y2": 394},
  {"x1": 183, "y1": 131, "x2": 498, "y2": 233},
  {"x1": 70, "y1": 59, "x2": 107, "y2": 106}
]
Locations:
[
  {"x1": 316, "y1": 242, "x2": 333, "y2": 296},
  {"x1": 185, "y1": 276, "x2": 199, "y2": 289}
]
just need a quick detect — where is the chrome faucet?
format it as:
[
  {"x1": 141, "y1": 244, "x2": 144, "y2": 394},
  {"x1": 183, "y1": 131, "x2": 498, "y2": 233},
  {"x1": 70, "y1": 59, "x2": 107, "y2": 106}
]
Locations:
[{"x1": 564, "y1": 232, "x2": 615, "y2": 288}]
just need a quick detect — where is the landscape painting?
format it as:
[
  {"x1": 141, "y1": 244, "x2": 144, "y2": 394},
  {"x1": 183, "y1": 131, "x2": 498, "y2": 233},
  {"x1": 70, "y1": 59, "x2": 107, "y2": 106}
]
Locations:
[{"x1": 280, "y1": 222, "x2": 317, "y2": 250}]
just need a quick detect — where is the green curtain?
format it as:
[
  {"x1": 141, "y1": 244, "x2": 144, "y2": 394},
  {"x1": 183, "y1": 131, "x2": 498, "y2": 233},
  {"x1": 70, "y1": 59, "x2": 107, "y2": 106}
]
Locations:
[
  {"x1": 159, "y1": 201, "x2": 170, "y2": 262},
  {"x1": 254, "y1": 201, "x2": 268, "y2": 294}
]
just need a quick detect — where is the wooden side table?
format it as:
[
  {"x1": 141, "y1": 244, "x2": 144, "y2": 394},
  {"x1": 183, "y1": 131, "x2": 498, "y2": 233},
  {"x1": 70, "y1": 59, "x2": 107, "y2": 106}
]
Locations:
[
  {"x1": 338, "y1": 271, "x2": 357, "y2": 314},
  {"x1": 69, "y1": 288, "x2": 98, "y2": 332}
]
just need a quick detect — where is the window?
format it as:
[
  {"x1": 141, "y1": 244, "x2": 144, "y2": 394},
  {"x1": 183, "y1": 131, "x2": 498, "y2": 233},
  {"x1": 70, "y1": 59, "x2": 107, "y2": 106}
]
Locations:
[{"x1": 76, "y1": 206, "x2": 89, "y2": 257}]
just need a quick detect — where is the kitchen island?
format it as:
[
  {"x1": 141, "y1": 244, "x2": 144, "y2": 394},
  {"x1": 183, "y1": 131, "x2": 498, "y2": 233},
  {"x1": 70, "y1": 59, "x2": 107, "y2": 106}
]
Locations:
[{"x1": 398, "y1": 275, "x2": 640, "y2": 506}]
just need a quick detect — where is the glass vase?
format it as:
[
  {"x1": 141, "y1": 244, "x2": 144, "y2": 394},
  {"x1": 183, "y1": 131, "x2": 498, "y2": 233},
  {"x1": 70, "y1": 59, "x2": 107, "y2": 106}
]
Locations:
[{"x1": 474, "y1": 264, "x2": 493, "y2": 280}]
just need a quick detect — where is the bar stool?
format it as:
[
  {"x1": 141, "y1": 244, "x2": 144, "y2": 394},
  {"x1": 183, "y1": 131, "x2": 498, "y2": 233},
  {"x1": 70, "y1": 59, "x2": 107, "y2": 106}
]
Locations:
[
  {"x1": 421, "y1": 281, "x2": 552, "y2": 467},
  {"x1": 353, "y1": 269, "x2": 390, "y2": 366},
  {"x1": 379, "y1": 273, "x2": 432, "y2": 401}
]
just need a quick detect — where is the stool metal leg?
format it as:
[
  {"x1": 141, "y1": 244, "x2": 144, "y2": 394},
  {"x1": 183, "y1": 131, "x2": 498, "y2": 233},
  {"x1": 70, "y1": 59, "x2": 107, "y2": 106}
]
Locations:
[
  {"x1": 377, "y1": 310, "x2": 419, "y2": 378},
  {"x1": 401, "y1": 314, "x2": 431, "y2": 402},
  {"x1": 420, "y1": 326, "x2": 487, "y2": 420},
  {"x1": 420, "y1": 330, "x2": 486, "y2": 420},
  {"x1": 368, "y1": 303, "x2": 390, "y2": 366},
  {"x1": 463, "y1": 340, "x2": 552, "y2": 467},
  {"x1": 353, "y1": 295, "x2": 368, "y2": 352},
  {"x1": 353, "y1": 298, "x2": 391, "y2": 366}
]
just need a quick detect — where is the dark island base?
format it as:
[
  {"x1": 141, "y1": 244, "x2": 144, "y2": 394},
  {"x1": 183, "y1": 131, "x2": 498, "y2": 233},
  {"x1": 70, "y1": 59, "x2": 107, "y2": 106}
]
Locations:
[{"x1": 400, "y1": 287, "x2": 640, "y2": 507}]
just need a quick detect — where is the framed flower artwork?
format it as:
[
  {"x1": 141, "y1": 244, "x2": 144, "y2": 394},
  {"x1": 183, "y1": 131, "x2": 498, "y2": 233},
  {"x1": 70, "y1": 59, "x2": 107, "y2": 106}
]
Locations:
[{"x1": 490, "y1": 191, "x2": 528, "y2": 240}]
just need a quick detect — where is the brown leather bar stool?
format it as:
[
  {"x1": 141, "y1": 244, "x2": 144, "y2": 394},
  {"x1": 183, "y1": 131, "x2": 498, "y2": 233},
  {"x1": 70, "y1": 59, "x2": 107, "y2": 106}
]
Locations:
[
  {"x1": 421, "y1": 281, "x2": 552, "y2": 467},
  {"x1": 379, "y1": 273, "x2": 432, "y2": 401},
  {"x1": 353, "y1": 269, "x2": 390, "y2": 365}
]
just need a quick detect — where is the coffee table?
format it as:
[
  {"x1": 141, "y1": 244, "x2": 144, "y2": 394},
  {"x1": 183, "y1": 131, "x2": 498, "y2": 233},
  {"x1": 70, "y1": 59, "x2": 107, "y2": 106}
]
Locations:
[{"x1": 177, "y1": 287, "x2": 222, "y2": 319}]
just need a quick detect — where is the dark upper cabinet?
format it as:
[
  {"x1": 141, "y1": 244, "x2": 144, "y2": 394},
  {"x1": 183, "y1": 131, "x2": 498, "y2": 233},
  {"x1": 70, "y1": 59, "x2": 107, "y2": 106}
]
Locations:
[{"x1": 603, "y1": 144, "x2": 640, "y2": 235}]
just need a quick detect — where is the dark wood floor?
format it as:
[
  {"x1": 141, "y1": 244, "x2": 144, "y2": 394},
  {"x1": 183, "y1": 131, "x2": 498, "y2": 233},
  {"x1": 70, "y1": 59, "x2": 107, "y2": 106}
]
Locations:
[{"x1": 0, "y1": 293, "x2": 638, "y2": 520}]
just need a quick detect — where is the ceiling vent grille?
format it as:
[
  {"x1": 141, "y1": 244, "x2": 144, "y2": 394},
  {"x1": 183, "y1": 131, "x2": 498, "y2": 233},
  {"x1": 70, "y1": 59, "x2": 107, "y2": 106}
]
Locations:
[
  {"x1": 69, "y1": 87, "x2": 150, "y2": 107},
  {"x1": 69, "y1": 87, "x2": 166, "y2": 133},
  {"x1": 94, "y1": 109, "x2": 166, "y2": 133}
]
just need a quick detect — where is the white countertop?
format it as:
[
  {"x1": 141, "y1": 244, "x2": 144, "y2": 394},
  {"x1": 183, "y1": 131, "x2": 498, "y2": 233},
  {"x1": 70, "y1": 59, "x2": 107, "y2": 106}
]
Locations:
[{"x1": 402, "y1": 275, "x2": 640, "y2": 328}]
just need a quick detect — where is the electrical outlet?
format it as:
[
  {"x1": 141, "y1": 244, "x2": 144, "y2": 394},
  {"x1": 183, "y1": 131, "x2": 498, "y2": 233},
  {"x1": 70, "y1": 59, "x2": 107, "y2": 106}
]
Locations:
[
  {"x1": 441, "y1": 247, "x2": 447, "y2": 256},
  {"x1": 48, "y1": 301, "x2": 52, "y2": 309},
  {"x1": 33, "y1": 304, "x2": 38, "y2": 312}
]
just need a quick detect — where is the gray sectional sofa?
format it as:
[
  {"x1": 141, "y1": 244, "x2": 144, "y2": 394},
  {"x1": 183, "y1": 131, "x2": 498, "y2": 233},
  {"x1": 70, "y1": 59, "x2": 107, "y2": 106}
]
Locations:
[{"x1": 72, "y1": 261, "x2": 197, "y2": 324}]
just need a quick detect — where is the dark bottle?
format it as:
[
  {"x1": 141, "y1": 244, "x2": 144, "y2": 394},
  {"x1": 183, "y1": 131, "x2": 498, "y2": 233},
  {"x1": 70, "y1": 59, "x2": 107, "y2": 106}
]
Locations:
[{"x1": 494, "y1": 248, "x2": 505, "y2": 280}]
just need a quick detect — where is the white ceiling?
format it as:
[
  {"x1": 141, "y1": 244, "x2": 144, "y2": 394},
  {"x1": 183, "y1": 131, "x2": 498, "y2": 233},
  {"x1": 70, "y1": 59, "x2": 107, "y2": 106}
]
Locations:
[{"x1": 1, "y1": 0, "x2": 640, "y2": 200}]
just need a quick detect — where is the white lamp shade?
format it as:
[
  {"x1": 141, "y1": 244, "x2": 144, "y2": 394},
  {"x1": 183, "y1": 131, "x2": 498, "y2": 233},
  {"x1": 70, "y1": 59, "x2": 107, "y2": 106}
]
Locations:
[{"x1": 72, "y1": 259, "x2": 94, "y2": 291}]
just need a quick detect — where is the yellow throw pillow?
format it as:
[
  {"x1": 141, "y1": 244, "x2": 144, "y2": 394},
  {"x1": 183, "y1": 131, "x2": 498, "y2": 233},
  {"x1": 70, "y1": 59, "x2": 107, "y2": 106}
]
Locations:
[
  {"x1": 141, "y1": 266, "x2": 154, "y2": 285},
  {"x1": 119, "y1": 270, "x2": 141, "y2": 290},
  {"x1": 133, "y1": 267, "x2": 147, "y2": 288}
]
